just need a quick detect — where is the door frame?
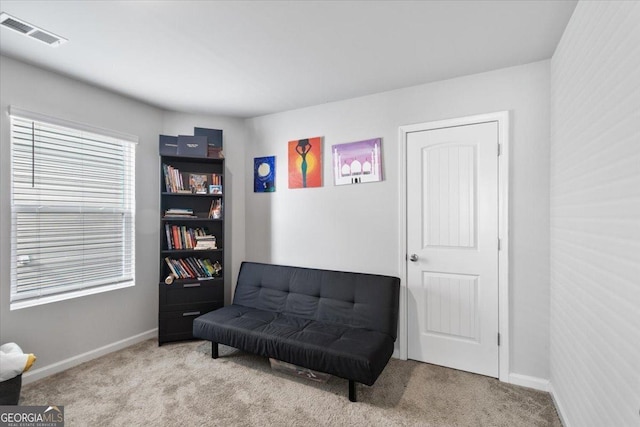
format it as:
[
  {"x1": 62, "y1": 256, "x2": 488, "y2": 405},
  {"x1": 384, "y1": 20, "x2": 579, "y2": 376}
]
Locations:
[{"x1": 397, "y1": 111, "x2": 510, "y2": 382}]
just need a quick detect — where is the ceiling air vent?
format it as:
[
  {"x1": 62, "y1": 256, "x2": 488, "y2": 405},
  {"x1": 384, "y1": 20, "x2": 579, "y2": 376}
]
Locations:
[{"x1": 0, "y1": 12, "x2": 67, "y2": 47}]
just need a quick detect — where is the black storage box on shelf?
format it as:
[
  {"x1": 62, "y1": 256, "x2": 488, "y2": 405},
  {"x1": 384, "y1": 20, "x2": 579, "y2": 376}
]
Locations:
[
  {"x1": 159, "y1": 135, "x2": 179, "y2": 156},
  {"x1": 194, "y1": 127, "x2": 223, "y2": 148},
  {"x1": 176, "y1": 135, "x2": 208, "y2": 158},
  {"x1": 194, "y1": 127, "x2": 224, "y2": 159}
]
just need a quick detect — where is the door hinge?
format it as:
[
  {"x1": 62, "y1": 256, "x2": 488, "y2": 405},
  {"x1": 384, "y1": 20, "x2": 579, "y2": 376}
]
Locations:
[
  {"x1": 497, "y1": 333, "x2": 501, "y2": 346},
  {"x1": 498, "y1": 144, "x2": 501, "y2": 156},
  {"x1": 498, "y1": 238, "x2": 501, "y2": 251}
]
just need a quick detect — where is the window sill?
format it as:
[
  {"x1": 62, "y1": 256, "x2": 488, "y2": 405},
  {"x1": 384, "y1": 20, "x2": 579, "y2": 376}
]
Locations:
[{"x1": 10, "y1": 281, "x2": 135, "y2": 311}]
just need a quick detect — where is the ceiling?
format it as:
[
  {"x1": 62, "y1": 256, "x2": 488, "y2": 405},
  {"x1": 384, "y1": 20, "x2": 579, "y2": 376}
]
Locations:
[{"x1": 0, "y1": 1, "x2": 577, "y2": 118}]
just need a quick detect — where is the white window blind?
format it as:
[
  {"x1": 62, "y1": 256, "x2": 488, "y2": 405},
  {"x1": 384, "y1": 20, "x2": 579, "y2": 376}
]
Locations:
[{"x1": 9, "y1": 108, "x2": 137, "y2": 310}]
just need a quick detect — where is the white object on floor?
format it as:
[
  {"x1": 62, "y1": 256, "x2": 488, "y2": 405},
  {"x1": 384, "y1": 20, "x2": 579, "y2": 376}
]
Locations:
[{"x1": 0, "y1": 342, "x2": 36, "y2": 381}]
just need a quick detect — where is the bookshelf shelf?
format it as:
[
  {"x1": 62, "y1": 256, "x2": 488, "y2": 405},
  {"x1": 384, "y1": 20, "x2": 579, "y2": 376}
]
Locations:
[
  {"x1": 161, "y1": 192, "x2": 224, "y2": 197},
  {"x1": 161, "y1": 154, "x2": 224, "y2": 164},
  {"x1": 159, "y1": 146, "x2": 225, "y2": 346},
  {"x1": 161, "y1": 218, "x2": 223, "y2": 223},
  {"x1": 161, "y1": 249, "x2": 223, "y2": 255},
  {"x1": 169, "y1": 277, "x2": 223, "y2": 286}
]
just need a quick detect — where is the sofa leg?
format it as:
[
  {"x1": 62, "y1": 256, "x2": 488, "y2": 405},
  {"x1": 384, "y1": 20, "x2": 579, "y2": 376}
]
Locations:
[
  {"x1": 211, "y1": 342, "x2": 218, "y2": 359},
  {"x1": 349, "y1": 380, "x2": 357, "y2": 402}
]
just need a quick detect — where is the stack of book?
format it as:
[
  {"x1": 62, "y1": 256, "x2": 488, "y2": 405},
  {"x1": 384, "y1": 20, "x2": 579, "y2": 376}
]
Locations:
[
  {"x1": 164, "y1": 257, "x2": 221, "y2": 279},
  {"x1": 163, "y1": 163, "x2": 223, "y2": 195},
  {"x1": 195, "y1": 235, "x2": 217, "y2": 250},
  {"x1": 165, "y1": 225, "x2": 209, "y2": 250},
  {"x1": 164, "y1": 208, "x2": 195, "y2": 218},
  {"x1": 162, "y1": 164, "x2": 191, "y2": 193}
]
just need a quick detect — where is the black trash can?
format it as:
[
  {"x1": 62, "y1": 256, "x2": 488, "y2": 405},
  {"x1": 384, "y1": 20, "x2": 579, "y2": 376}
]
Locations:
[{"x1": 0, "y1": 374, "x2": 22, "y2": 405}]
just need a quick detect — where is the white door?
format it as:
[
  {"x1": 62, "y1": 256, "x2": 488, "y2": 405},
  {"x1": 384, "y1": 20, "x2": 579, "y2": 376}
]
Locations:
[{"x1": 407, "y1": 121, "x2": 499, "y2": 377}]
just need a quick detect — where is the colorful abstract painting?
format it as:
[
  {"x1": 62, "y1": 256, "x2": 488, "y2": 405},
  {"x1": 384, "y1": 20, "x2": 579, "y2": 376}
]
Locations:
[
  {"x1": 288, "y1": 137, "x2": 322, "y2": 189},
  {"x1": 254, "y1": 156, "x2": 276, "y2": 192},
  {"x1": 332, "y1": 138, "x2": 383, "y2": 185}
]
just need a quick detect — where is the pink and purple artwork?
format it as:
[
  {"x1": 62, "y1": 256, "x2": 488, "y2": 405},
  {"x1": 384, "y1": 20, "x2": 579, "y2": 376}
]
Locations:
[{"x1": 332, "y1": 138, "x2": 383, "y2": 185}]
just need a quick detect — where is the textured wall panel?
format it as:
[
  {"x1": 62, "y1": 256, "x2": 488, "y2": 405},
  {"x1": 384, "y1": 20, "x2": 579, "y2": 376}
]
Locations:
[{"x1": 550, "y1": 2, "x2": 640, "y2": 426}]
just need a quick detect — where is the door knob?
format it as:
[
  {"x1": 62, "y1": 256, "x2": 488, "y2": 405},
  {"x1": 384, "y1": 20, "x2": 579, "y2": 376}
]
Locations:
[{"x1": 409, "y1": 254, "x2": 419, "y2": 262}]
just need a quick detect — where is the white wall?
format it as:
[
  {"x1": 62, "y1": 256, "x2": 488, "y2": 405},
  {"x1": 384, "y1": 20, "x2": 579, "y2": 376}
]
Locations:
[
  {"x1": 0, "y1": 56, "x2": 163, "y2": 371},
  {"x1": 0, "y1": 34, "x2": 573, "y2": 392},
  {"x1": 162, "y1": 112, "x2": 247, "y2": 304},
  {"x1": 246, "y1": 60, "x2": 552, "y2": 380},
  {"x1": 0, "y1": 57, "x2": 247, "y2": 378},
  {"x1": 549, "y1": 2, "x2": 640, "y2": 426}
]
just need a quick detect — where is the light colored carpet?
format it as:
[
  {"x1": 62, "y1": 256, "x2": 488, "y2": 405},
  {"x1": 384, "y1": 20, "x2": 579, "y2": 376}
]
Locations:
[{"x1": 21, "y1": 339, "x2": 561, "y2": 426}]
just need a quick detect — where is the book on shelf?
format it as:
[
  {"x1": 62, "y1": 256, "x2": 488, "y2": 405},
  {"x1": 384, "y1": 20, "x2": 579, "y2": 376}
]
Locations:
[
  {"x1": 164, "y1": 257, "x2": 180, "y2": 278},
  {"x1": 172, "y1": 226, "x2": 181, "y2": 249},
  {"x1": 163, "y1": 164, "x2": 222, "y2": 195},
  {"x1": 195, "y1": 235, "x2": 216, "y2": 240},
  {"x1": 194, "y1": 234, "x2": 217, "y2": 250},
  {"x1": 164, "y1": 208, "x2": 196, "y2": 218},
  {"x1": 189, "y1": 173, "x2": 209, "y2": 194},
  {"x1": 184, "y1": 257, "x2": 202, "y2": 277},
  {"x1": 165, "y1": 225, "x2": 210, "y2": 250},
  {"x1": 162, "y1": 164, "x2": 190, "y2": 193},
  {"x1": 163, "y1": 164, "x2": 184, "y2": 193},
  {"x1": 208, "y1": 199, "x2": 223, "y2": 219},
  {"x1": 176, "y1": 258, "x2": 192, "y2": 278},
  {"x1": 211, "y1": 174, "x2": 222, "y2": 185},
  {"x1": 208, "y1": 147, "x2": 224, "y2": 159},
  {"x1": 208, "y1": 174, "x2": 223, "y2": 194},
  {"x1": 164, "y1": 256, "x2": 221, "y2": 279}
]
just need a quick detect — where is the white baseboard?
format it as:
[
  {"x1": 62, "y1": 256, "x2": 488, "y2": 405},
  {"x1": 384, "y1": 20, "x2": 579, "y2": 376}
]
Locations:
[
  {"x1": 549, "y1": 382, "x2": 570, "y2": 427},
  {"x1": 508, "y1": 373, "x2": 550, "y2": 392},
  {"x1": 22, "y1": 329, "x2": 157, "y2": 385}
]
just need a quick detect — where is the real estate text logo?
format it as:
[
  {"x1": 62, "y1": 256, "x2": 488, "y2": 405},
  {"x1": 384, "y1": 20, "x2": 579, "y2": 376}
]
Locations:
[{"x1": 0, "y1": 405, "x2": 64, "y2": 427}]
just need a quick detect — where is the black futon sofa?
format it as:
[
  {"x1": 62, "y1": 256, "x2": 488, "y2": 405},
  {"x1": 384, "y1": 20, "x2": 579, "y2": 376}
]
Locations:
[{"x1": 193, "y1": 261, "x2": 400, "y2": 402}]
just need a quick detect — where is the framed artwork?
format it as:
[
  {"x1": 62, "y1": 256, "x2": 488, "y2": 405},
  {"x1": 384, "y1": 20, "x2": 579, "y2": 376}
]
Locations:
[
  {"x1": 254, "y1": 156, "x2": 276, "y2": 192},
  {"x1": 288, "y1": 137, "x2": 322, "y2": 189},
  {"x1": 332, "y1": 138, "x2": 383, "y2": 185}
]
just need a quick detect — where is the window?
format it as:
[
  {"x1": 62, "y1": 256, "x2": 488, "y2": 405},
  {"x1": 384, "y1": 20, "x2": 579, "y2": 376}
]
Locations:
[{"x1": 9, "y1": 107, "x2": 136, "y2": 310}]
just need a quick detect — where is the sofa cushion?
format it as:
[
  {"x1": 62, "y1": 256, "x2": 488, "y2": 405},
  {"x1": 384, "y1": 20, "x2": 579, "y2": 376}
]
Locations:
[
  {"x1": 193, "y1": 304, "x2": 394, "y2": 386},
  {"x1": 232, "y1": 262, "x2": 400, "y2": 340}
]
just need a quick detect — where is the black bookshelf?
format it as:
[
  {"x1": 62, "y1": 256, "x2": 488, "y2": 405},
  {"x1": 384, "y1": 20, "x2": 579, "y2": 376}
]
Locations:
[{"x1": 158, "y1": 154, "x2": 225, "y2": 345}]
